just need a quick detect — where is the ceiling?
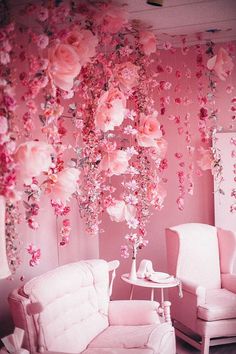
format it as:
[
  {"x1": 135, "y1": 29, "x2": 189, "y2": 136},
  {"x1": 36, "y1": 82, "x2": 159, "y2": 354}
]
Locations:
[{"x1": 116, "y1": 0, "x2": 236, "y2": 47}]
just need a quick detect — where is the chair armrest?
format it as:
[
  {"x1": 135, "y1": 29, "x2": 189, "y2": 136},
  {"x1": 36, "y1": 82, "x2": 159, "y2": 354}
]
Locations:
[
  {"x1": 108, "y1": 300, "x2": 161, "y2": 325},
  {"x1": 222, "y1": 273, "x2": 236, "y2": 293},
  {"x1": 181, "y1": 279, "x2": 206, "y2": 304}
]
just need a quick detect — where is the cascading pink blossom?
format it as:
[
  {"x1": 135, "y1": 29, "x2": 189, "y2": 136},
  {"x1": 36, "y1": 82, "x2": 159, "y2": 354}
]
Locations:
[
  {"x1": 107, "y1": 200, "x2": 136, "y2": 222},
  {"x1": 137, "y1": 112, "x2": 163, "y2": 147},
  {"x1": 100, "y1": 149, "x2": 130, "y2": 176},
  {"x1": 207, "y1": 47, "x2": 234, "y2": 81},
  {"x1": 139, "y1": 31, "x2": 157, "y2": 56},
  {"x1": 50, "y1": 167, "x2": 80, "y2": 203},
  {"x1": 95, "y1": 87, "x2": 126, "y2": 132},
  {"x1": 14, "y1": 141, "x2": 54, "y2": 184},
  {"x1": 48, "y1": 42, "x2": 81, "y2": 91}
]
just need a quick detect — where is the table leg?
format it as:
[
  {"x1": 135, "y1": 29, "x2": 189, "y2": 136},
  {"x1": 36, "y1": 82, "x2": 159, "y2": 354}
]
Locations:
[
  {"x1": 129, "y1": 285, "x2": 134, "y2": 299},
  {"x1": 161, "y1": 288, "x2": 164, "y2": 307},
  {"x1": 151, "y1": 288, "x2": 154, "y2": 301}
]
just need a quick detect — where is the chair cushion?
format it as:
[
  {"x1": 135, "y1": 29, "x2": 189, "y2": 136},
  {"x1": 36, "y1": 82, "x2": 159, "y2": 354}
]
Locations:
[
  {"x1": 198, "y1": 288, "x2": 236, "y2": 321},
  {"x1": 87, "y1": 323, "x2": 175, "y2": 354}
]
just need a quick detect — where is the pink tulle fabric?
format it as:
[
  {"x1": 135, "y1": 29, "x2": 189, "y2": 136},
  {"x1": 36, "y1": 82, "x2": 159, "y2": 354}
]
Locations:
[
  {"x1": 50, "y1": 167, "x2": 80, "y2": 203},
  {"x1": 139, "y1": 31, "x2": 157, "y2": 56},
  {"x1": 207, "y1": 47, "x2": 234, "y2": 81},
  {"x1": 95, "y1": 88, "x2": 126, "y2": 132},
  {"x1": 197, "y1": 147, "x2": 213, "y2": 171},
  {"x1": 48, "y1": 43, "x2": 81, "y2": 91},
  {"x1": 14, "y1": 141, "x2": 54, "y2": 184},
  {"x1": 107, "y1": 200, "x2": 136, "y2": 222},
  {"x1": 65, "y1": 29, "x2": 98, "y2": 66},
  {"x1": 114, "y1": 62, "x2": 140, "y2": 91},
  {"x1": 137, "y1": 113, "x2": 162, "y2": 147},
  {"x1": 100, "y1": 150, "x2": 130, "y2": 176}
]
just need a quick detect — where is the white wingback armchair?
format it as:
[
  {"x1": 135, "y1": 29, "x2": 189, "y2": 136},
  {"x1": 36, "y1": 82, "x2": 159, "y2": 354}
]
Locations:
[
  {"x1": 8, "y1": 259, "x2": 176, "y2": 354},
  {"x1": 166, "y1": 223, "x2": 236, "y2": 354}
]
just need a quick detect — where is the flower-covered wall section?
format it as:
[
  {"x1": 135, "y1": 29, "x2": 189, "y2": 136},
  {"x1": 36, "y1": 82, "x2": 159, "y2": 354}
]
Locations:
[{"x1": 0, "y1": 0, "x2": 235, "y2": 334}]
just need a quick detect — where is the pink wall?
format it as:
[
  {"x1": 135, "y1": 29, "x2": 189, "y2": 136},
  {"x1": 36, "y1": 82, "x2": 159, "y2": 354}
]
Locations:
[
  {"x1": 100, "y1": 43, "x2": 236, "y2": 301},
  {"x1": 0, "y1": 41, "x2": 235, "y2": 337}
]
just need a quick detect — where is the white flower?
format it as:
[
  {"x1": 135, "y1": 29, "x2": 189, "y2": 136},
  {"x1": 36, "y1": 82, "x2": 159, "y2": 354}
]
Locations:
[
  {"x1": 126, "y1": 109, "x2": 136, "y2": 121},
  {"x1": 127, "y1": 166, "x2": 139, "y2": 175},
  {"x1": 124, "y1": 125, "x2": 137, "y2": 135},
  {"x1": 125, "y1": 180, "x2": 138, "y2": 191},
  {"x1": 124, "y1": 193, "x2": 138, "y2": 205},
  {"x1": 127, "y1": 217, "x2": 139, "y2": 229}
]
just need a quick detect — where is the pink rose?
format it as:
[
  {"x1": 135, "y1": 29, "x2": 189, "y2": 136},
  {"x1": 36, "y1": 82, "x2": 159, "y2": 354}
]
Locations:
[
  {"x1": 107, "y1": 200, "x2": 136, "y2": 222},
  {"x1": 50, "y1": 167, "x2": 80, "y2": 203},
  {"x1": 207, "y1": 47, "x2": 234, "y2": 81},
  {"x1": 95, "y1": 87, "x2": 126, "y2": 132},
  {"x1": 15, "y1": 141, "x2": 54, "y2": 184},
  {"x1": 48, "y1": 43, "x2": 81, "y2": 91},
  {"x1": 139, "y1": 31, "x2": 157, "y2": 56},
  {"x1": 65, "y1": 29, "x2": 98, "y2": 66},
  {"x1": 197, "y1": 147, "x2": 214, "y2": 171},
  {"x1": 100, "y1": 150, "x2": 130, "y2": 176},
  {"x1": 149, "y1": 138, "x2": 168, "y2": 159},
  {"x1": 114, "y1": 62, "x2": 140, "y2": 91},
  {"x1": 99, "y1": 5, "x2": 128, "y2": 33},
  {"x1": 137, "y1": 113, "x2": 162, "y2": 147},
  {"x1": 0, "y1": 115, "x2": 8, "y2": 134}
]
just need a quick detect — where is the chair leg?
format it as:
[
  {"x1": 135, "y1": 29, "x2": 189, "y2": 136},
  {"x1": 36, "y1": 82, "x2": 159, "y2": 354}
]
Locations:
[{"x1": 201, "y1": 336, "x2": 210, "y2": 354}]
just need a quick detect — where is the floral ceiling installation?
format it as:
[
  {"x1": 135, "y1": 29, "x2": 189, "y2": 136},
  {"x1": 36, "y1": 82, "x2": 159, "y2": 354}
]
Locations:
[{"x1": 0, "y1": 0, "x2": 235, "y2": 272}]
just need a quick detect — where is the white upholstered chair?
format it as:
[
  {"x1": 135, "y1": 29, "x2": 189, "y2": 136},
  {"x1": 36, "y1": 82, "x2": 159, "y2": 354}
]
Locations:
[
  {"x1": 166, "y1": 223, "x2": 236, "y2": 354},
  {"x1": 8, "y1": 259, "x2": 176, "y2": 354}
]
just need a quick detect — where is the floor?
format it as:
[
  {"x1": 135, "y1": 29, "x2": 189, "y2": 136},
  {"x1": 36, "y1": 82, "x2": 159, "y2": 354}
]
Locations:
[{"x1": 176, "y1": 337, "x2": 236, "y2": 353}]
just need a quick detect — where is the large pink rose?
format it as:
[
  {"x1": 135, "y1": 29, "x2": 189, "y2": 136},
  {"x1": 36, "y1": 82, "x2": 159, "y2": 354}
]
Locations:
[
  {"x1": 114, "y1": 62, "x2": 140, "y2": 91},
  {"x1": 139, "y1": 31, "x2": 157, "y2": 56},
  {"x1": 207, "y1": 47, "x2": 234, "y2": 81},
  {"x1": 197, "y1": 147, "x2": 214, "y2": 171},
  {"x1": 65, "y1": 29, "x2": 98, "y2": 66},
  {"x1": 48, "y1": 43, "x2": 81, "y2": 91},
  {"x1": 51, "y1": 167, "x2": 80, "y2": 203},
  {"x1": 15, "y1": 141, "x2": 54, "y2": 184},
  {"x1": 95, "y1": 87, "x2": 126, "y2": 132},
  {"x1": 100, "y1": 150, "x2": 130, "y2": 176},
  {"x1": 107, "y1": 200, "x2": 136, "y2": 222},
  {"x1": 137, "y1": 113, "x2": 163, "y2": 147}
]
